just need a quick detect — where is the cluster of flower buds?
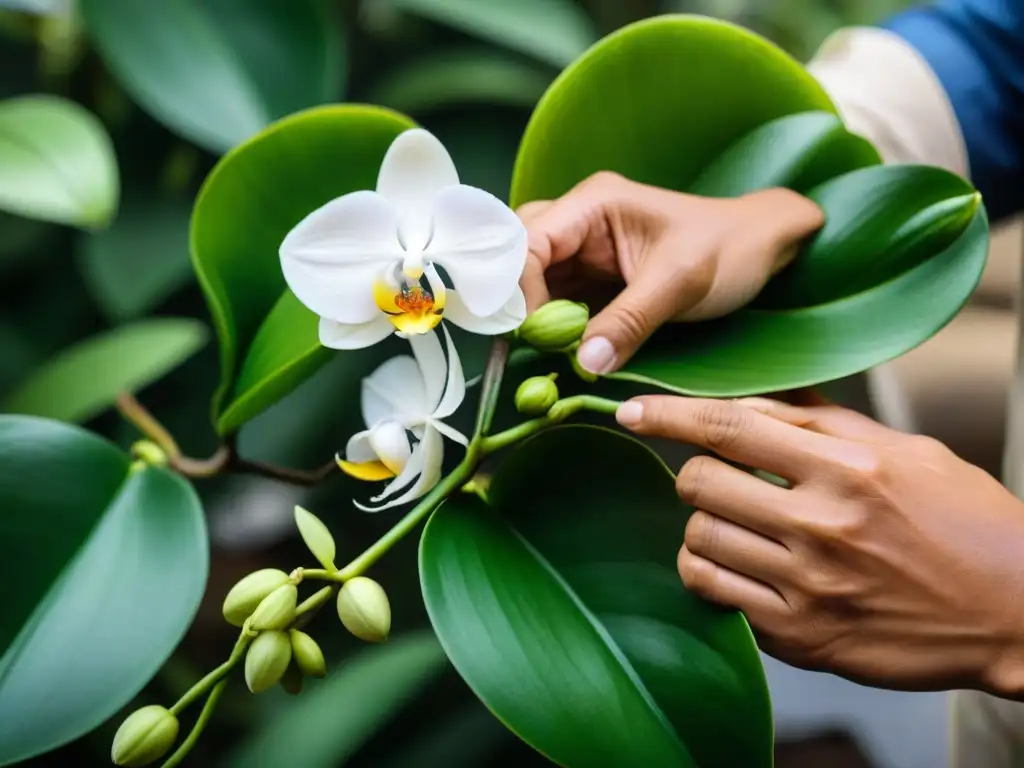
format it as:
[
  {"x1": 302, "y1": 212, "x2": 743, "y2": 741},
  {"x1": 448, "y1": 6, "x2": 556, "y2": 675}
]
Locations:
[{"x1": 111, "y1": 506, "x2": 392, "y2": 766}]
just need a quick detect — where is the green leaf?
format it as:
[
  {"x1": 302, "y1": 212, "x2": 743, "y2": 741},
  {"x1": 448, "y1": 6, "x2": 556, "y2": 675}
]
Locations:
[
  {"x1": 190, "y1": 105, "x2": 415, "y2": 434},
  {"x1": 78, "y1": 0, "x2": 345, "y2": 154},
  {"x1": 510, "y1": 15, "x2": 836, "y2": 208},
  {"x1": 391, "y1": 0, "x2": 597, "y2": 69},
  {"x1": 688, "y1": 111, "x2": 880, "y2": 197},
  {"x1": 3, "y1": 318, "x2": 207, "y2": 423},
  {"x1": 610, "y1": 169, "x2": 989, "y2": 396},
  {"x1": 293, "y1": 505, "x2": 336, "y2": 571},
  {"x1": 0, "y1": 95, "x2": 118, "y2": 228},
  {"x1": 224, "y1": 630, "x2": 447, "y2": 768},
  {"x1": 755, "y1": 165, "x2": 979, "y2": 308},
  {"x1": 420, "y1": 426, "x2": 771, "y2": 767},
  {"x1": 0, "y1": 416, "x2": 208, "y2": 766},
  {"x1": 370, "y1": 48, "x2": 552, "y2": 115},
  {"x1": 76, "y1": 192, "x2": 194, "y2": 320}
]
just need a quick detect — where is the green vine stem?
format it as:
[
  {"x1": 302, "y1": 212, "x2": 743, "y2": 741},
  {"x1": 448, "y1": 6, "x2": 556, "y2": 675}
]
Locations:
[
  {"x1": 169, "y1": 628, "x2": 253, "y2": 716},
  {"x1": 160, "y1": 680, "x2": 228, "y2": 768},
  {"x1": 133, "y1": 339, "x2": 623, "y2": 766},
  {"x1": 480, "y1": 395, "x2": 621, "y2": 454}
]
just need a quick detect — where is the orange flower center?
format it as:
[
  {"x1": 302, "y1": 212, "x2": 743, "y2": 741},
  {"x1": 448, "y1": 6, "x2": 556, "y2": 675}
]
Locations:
[{"x1": 374, "y1": 277, "x2": 446, "y2": 335}]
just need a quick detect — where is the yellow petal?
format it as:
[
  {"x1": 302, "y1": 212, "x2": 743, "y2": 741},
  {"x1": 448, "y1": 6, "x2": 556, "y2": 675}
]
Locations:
[{"x1": 337, "y1": 459, "x2": 396, "y2": 482}]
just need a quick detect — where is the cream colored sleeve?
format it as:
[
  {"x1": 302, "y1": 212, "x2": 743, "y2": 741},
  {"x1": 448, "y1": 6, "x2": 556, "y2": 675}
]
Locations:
[{"x1": 806, "y1": 26, "x2": 970, "y2": 178}]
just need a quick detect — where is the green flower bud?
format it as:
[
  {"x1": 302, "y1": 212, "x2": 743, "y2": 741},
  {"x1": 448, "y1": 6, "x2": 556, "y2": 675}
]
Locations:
[
  {"x1": 290, "y1": 629, "x2": 326, "y2": 678},
  {"x1": 337, "y1": 577, "x2": 391, "y2": 643},
  {"x1": 222, "y1": 568, "x2": 291, "y2": 627},
  {"x1": 249, "y1": 583, "x2": 298, "y2": 631},
  {"x1": 518, "y1": 299, "x2": 589, "y2": 352},
  {"x1": 280, "y1": 659, "x2": 304, "y2": 696},
  {"x1": 111, "y1": 705, "x2": 178, "y2": 767},
  {"x1": 245, "y1": 630, "x2": 292, "y2": 694},
  {"x1": 514, "y1": 375, "x2": 560, "y2": 417}
]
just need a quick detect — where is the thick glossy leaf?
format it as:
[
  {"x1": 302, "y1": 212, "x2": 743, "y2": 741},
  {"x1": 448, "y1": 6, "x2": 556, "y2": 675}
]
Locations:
[
  {"x1": 78, "y1": 0, "x2": 345, "y2": 154},
  {"x1": 614, "y1": 216, "x2": 988, "y2": 395},
  {"x1": 510, "y1": 15, "x2": 836, "y2": 207},
  {"x1": 755, "y1": 165, "x2": 978, "y2": 308},
  {"x1": 77, "y1": 192, "x2": 193, "y2": 320},
  {"x1": 421, "y1": 426, "x2": 771, "y2": 767},
  {"x1": 0, "y1": 95, "x2": 118, "y2": 228},
  {"x1": 0, "y1": 416, "x2": 208, "y2": 765},
  {"x1": 3, "y1": 318, "x2": 207, "y2": 423},
  {"x1": 688, "y1": 111, "x2": 880, "y2": 197},
  {"x1": 190, "y1": 105, "x2": 415, "y2": 434},
  {"x1": 370, "y1": 48, "x2": 552, "y2": 114},
  {"x1": 225, "y1": 630, "x2": 447, "y2": 768},
  {"x1": 391, "y1": 0, "x2": 597, "y2": 69}
]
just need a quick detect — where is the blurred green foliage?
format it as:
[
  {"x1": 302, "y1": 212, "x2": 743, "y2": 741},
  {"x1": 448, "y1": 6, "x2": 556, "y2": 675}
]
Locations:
[{"x1": 0, "y1": 0, "x2": 910, "y2": 765}]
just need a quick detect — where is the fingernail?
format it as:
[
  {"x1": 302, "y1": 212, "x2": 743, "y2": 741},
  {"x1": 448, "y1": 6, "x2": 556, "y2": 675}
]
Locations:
[
  {"x1": 577, "y1": 337, "x2": 616, "y2": 374},
  {"x1": 616, "y1": 401, "x2": 643, "y2": 427}
]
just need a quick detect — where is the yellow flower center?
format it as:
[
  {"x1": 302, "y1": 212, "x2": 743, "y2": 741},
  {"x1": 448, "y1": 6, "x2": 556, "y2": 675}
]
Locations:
[{"x1": 374, "y1": 279, "x2": 445, "y2": 335}]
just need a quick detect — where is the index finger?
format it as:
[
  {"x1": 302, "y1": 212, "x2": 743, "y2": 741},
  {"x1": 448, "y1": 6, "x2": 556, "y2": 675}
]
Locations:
[{"x1": 615, "y1": 396, "x2": 846, "y2": 480}]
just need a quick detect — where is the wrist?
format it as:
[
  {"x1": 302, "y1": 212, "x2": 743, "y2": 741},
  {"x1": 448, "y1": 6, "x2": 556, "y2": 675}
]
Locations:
[{"x1": 981, "y1": 567, "x2": 1024, "y2": 700}]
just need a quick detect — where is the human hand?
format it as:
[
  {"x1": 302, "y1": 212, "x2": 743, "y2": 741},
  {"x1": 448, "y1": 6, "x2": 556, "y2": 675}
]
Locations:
[
  {"x1": 517, "y1": 172, "x2": 824, "y2": 375},
  {"x1": 615, "y1": 395, "x2": 1024, "y2": 697}
]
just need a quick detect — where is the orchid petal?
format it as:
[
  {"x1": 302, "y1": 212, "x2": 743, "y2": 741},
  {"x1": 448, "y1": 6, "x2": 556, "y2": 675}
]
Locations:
[
  {"x1": 368, "y1": 421, "x2": 413, "y2": 474},
  {"x1": 427, "y1": 185, "x2": 527, "y2": 317},
  {"x1": 444, "y1": 287, "x2": 526, "y2": 335},
  {"x1": 430, "y1": 418, "x2": 468, "y2": 446},
  {"x1": 361, "y1": 354, "x2": 428, "y2": 427},
  {"x1": 406, "y1": 329, "x2": 446, "y2": 415},
  {"x1": 319, "y1": 316, "x2": 394, "y2": 350},
  {"x1": 344, "y1": 429, "x2": 377, "y2": 463},
  {"x1": 434, "y1": 325, "x2": 465, "y2": 419},
  {"x1": 280, "y1": 190, "x2": 402, "y2": 323},
  {"x1": 355, "y1": 427, "x2": 445, "y2": 513},
  {"x1": 337, "y1": 459, "x2": 395, "y2": 482},
  {"x1": 376, "y1": 129, "x2": 458, "y2": 252}
]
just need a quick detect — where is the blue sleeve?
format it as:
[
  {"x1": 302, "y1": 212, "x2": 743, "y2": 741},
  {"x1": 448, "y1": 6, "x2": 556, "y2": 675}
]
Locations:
[{"x1": 883, "y1": 0, "x2": 1024, "y2": 221}]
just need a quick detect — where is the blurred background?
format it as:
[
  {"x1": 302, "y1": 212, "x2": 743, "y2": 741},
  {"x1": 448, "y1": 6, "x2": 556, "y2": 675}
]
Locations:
[{"x1": 3, "y1": 0, "x2": 1019, "y2": 766}]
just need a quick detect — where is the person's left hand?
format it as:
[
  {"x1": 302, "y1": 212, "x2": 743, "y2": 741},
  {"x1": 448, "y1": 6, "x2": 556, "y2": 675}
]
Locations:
[{"x1": 614, "y1": 394, "x2": 1024, "y2": 697}]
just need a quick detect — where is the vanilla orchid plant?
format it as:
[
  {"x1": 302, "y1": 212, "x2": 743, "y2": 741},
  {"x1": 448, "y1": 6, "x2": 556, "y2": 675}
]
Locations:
[{"x1": 107, "y1": 127, "x2": 615, "y2": 767}]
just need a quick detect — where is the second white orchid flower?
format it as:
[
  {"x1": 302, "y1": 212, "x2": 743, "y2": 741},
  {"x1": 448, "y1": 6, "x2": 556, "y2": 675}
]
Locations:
[
  {"x1": 337, "y1": 326, "x2": 467, "y2": 511},
  {"x1": 280, "y1": 128, "x2": 528, "y2": 349}
]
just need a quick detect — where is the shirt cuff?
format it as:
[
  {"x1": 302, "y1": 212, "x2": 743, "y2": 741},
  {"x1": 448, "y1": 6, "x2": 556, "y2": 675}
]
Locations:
[{"x1": 806, "y1": 26, "x2": 969, "y2": 179}]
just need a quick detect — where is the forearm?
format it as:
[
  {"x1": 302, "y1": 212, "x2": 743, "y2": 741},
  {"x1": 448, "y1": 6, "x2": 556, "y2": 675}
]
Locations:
[
  {"x1": 807, "y1": 27, "x2": 969, "y2": 176},
  {"x1": 808, "y1": 0, "x2": 1024, "y2": 223}
]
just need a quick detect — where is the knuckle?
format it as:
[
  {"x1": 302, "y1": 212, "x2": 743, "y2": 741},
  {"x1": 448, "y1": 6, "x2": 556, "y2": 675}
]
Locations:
[
  {"x1": 584, "y1": 170, "x2": 629, "y2": 192},
  {"x1": 676, "y1": 456, "x2": 718, "y2": 508},
  {"x1": 832, "y1": 446, "x2": 889, "y2": 495},
  {"x1": 677, "y1": 549, "x2": 718, "y2": 598},
  {"x1": 516, "y1": 200, "x2": 551, "y2": 221},
  {"x1": 800, "y1": 503, "x2": 872, "y2": 546},
  {"x1": 695, "y1": 400, "x2": 752, "y2": 453},
  {"x1": 904, "y1": 433, "x2": 951, "y2": 460},
  {"x1": 610, "y1": 301, "x2": 654, "y2": 343},
  {"x1": 684, "y1": 510, "x2": 720, "y2": 555}
]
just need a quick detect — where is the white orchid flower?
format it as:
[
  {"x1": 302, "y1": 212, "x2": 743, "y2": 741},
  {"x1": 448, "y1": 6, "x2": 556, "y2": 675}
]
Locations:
[
  {"x1": 337, "y1": 326, "x2": 467, "y2": 512},
  {"x1": 279, "y1": 128, "x2": 528, "y2": 349}
]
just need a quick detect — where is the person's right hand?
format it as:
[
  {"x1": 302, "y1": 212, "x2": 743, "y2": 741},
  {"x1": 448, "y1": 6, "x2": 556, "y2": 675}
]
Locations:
[{"x1": 517, "y1": 172, "x2": 824, "y2": 375}]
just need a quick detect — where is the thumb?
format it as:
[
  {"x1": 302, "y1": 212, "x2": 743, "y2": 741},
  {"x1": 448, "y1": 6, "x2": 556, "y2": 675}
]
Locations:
[{"x1": 576, "y1": 258, "x2": 713, "y2": 374}]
